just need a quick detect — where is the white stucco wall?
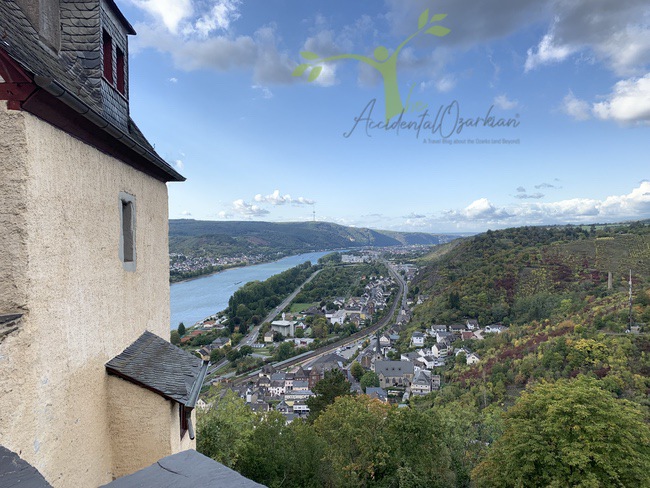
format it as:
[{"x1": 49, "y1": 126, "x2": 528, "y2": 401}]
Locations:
[{"x1": 0, "y1": 105, "x2": 190, "y2": 487}]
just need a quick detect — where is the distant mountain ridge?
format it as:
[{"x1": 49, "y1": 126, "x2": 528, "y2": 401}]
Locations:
[{"x1": 169, "y1": 219, "x2": 460, "y2": 254}]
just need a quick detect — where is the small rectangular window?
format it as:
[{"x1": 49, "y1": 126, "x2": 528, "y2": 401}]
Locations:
[
  {"x1": 122, "y1": 201, "x2": 133, "y2": 261},
  {"x1": 119, "y1": 192, "x2": 136, "y2": 271},
  {"x1": 103, "y1": 30, "x2": 113, "y2": 83},
  {"x1": 116, "y1": 47, "x2": 125, "y2": 94}
]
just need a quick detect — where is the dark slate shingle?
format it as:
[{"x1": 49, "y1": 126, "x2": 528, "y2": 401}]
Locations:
[
  {"x1": 106, "y1": 331, "x2": 207, "y2": 407},
  {"x1": 101, "y1": 449, "x2": 266, "y2": 488},
  {"x1": 0, "y1": 445, "x2": 52, "y2": 488}
]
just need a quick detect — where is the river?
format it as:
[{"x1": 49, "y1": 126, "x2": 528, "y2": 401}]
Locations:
[{"x1": 170, "y1": 250, "x2": 336, "y2": 329}]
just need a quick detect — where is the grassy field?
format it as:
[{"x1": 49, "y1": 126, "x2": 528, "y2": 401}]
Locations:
[{"x1": 290, "y1": 302, "x2": 317, "y2": 313}]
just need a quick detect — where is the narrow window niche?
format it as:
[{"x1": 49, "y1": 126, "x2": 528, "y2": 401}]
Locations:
[
  {"x1": 119, "y1": 192, "x2": 136, "y2": 271},
  {"x1": 102, "y1": 29, "x2": 113, "y2": 83}
]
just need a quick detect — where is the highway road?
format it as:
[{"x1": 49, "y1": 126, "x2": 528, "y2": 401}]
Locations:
[
  {"x1": 228, "y1": 256, "x2": 408, "y2": 386},
  {"x1": 204, "y1": 268, "x2": 323, "y2": 381}
]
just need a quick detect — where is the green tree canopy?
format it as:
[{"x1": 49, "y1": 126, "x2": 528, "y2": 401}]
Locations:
[
  {"x1": 307, "y1": 369, "x2": 352, "y2": 422},
  {"x1": 360, "y1": 371, "x2": 380, "y2": 392},
  {"x1": 177, "y1": 322, "x2": 186, "y2": 336},
  {"x1": 350, "y1": 361, "x2": 365, "y2": 381},
  {"x1": 473, "y1": 376, "x2": 650, "y2": 487},
  {"x1": 170, "y1": 330, "x2": 181, "y2": 345},
  {"x1": 196, "y1": 389, "x2": 255, "y2": 468}
]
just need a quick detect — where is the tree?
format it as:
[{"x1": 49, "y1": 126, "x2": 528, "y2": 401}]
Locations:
[
  {"x1": 295, "y1": 327, "x2": 305, "y2": 338},
  {"x1": 307, "y1": 369, "x2": 352, "y2": 422},
  {"x1": 196, "y1": 389, "x2": 255, "y2": 468},
  {"x1": 237, "y1": 412, "x2": 327, "y2": 488},
  {"x1": 360, "y1": 371, "x2": 380, "y2": 392},
  {"x1": 350, "y1": 361, "x2": 365, "y2": 381},
  {"x1": 455, "y1": 351, "x2": 466, "y2": 367},
  {"x1": 238, "y1": 345, "x2": 253, "y2": 357},
  {"x1": 473, "y1": 376, "x2": 650, "y2": 487},
  {"x1": 170, "y1": 330, "x2": 181, "y2": 345},
  {"x1": 177, "y1": 322, "x2": 186, "y2": 336},
  {"x1": 273, "y1": 342, "x2": 295, "y2": 362},
  {"x1": 314, "y1": 395, "x2": 393, "y2": 486},
  {"x1": 209, "y1": 348, "x2": 225, "y2": 363}
]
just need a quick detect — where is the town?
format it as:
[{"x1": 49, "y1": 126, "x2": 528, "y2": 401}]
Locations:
[{"x1": 174, "y1": 250, "x2": 507, "y2": 423}]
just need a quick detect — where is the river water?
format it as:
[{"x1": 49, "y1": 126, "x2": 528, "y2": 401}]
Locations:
[{"x1": 170, "y1": 251, "x2": 334, "y2": 329}]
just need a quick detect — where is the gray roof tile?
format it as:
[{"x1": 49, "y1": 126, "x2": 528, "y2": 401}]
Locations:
[
  {"x1": 101, "y1": 449, "x2": 266, "y2": 488},
  {"x1": 106, "y1": 331, "x2": 208, "y2": 407},
  {"x1": 0, "y1": 445, "x2": 52, "y2": 488}
]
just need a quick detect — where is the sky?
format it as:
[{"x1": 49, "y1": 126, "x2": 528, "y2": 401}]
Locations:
[{"x1": 116, "y1": 0, "x2": 650, "y2": 233}]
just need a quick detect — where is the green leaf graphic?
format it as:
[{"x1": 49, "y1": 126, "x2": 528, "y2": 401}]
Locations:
[
  {"x1": 430, "y1": 13, "x2": 447, "y2": 22},
  {"x1": 301, "y1": 51, "x2": 320, "y2": 60},
  {"x1": 292, "y1": 64, "x2": 310, "y2": 77},
  {"x1": 426, "y1": 25, "x2": 451, "y2": 37},
  {"x1": 418, "y1": 9, "x2": 429, "y2": 30},
  {"x1": 308, "y1": 66, "x2": 323, "y2": 82}
]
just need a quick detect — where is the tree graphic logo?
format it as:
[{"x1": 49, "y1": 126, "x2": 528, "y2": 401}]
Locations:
[{"x1": 293, "y1": 9, "x2": 450, "y2": 121}]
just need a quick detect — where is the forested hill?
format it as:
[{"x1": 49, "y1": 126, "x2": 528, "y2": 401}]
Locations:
[
  {"x1": 411, "y1": 222, "x2": 650, "y2": 327},
  {"x1": 169, "y1": 219, "x2": 459, "y2": 256}
]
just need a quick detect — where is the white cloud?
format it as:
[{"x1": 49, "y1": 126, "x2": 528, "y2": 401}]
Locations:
[
  {"x1": 443, "y1": 182, "x2": 650, "y2": 228},
  {"x1": 293, "y1": 196, "x2": 316, "y2": 205},
  {"x1": 168, "y1": 77, "x2": 178, "y2": 83},
  {"x1": 232, "y1": 199, "x2": 270, "y2": 217},
  {"x1": 561, "y1": 91, "x2": 592, "y2": 121},
  {"x1": 172, "y1": 159, "x2": 184, "y2": 170},
  {"x1": 493, "y1": 94, "x2": 519, "y2": 110},
  {"x1": 525, "y1": 32, "x2": 578, "y2": 72},
  {"x1": 188, "y1": 0, "x2": 241, "y2": 38},
  {"x1": 593, "y1": 73, "x2": 650, "y2": 123},
  {"x1": 130, "y1": 0, "x2": 193, "y2": 34},
  {"x1": 435, "y1": 75, "x2": 456, "y2": 93},
  {"x1": 251, "y1": 85, "x2": 274, "y2": 99},
  {"x1": 535, "y1": 182, "x2": 560, "y2": 190},
  {"x1": 312, "y1": 63, "x2": 338, "y2": 87},
  {"x1": 253, "y1": 190, "x2": 315, "y2": 206},
  {"x1": 180, "y1": 210, "x2": 192, "y2": 216},
  {"x1": 514, "y1": 192, "x2": 545, "y2": 200}
]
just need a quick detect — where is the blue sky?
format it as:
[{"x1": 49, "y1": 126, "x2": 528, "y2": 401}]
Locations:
[{"x1": 117, "y1": 0, "x2": 650, "y2": 233}]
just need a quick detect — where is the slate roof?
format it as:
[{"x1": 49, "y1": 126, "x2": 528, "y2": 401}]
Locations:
[
  {"x1": 375, "y1": 360, "x2": 414, "y2": 377},
  {"x1": 106, "y1": 331, "x2": 208, "y2": 407},
  {"x1": 365, "y1": 387, "x2": 388, "y2": 401},
  {"x1": 0, "y1": 445, "x2": 52, "y2": 488},
  {"x1": 0, "y1": 1, "x2": 183, "y2": 182},
  {"x1": 101, "y1": 449, "x2": 266, "y2": 488}
]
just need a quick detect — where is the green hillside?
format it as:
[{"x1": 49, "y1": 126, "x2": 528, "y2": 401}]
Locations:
[
  {"x1": 412, "y1": 222, "x2": 650, "y2": 327},
  {"x1": 169, "y1": 219, "x2": 460, "y2": 256}
]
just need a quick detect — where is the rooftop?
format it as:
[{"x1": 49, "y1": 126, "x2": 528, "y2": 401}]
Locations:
[
  {"x1": 106, "y1": 331, "x2": 208, "y2": 407},
  {"x1": 102, "y1": 449, "x2": 266, "y2": 488}
]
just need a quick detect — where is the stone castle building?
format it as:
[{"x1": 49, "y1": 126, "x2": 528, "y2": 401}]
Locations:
[{"x1": 0, "y1": 1, "x2": 264, "y2": 487}]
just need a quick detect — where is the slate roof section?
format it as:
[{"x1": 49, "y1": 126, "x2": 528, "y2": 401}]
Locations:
[
  {"x1": 106, "y1": 331, "x2": 208, "y2": 407},
  {"x1": 375, "y1": 360, "x2": 414, "y2": 377},
  {"x1": 0, "y1": 445, "x2": 52, "y2": 488},
  {"x1": 0, "y1": 1, "x2": 184, "y2": 182},
  {"x1": 101, "y1": 449, "x2": 266, "y2": 488}
]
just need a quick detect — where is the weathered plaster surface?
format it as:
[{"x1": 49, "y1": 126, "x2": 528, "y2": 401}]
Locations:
[{"x1": 0, "y1": 106, "x2": 190, "y2": 487}]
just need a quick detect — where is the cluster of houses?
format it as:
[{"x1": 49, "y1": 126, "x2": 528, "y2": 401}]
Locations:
[
  {"x1": 262, "y1": 275, "x2": 396, "y2": 340},
  {"x1": 219, "y1": 353, "x2": 349, "y2": 422},
  {"x1": 169, "y1": 252, "x2": 266, "y2": 276}
]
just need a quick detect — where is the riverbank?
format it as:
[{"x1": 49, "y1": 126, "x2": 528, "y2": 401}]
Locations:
[
  {"x1": 170, "y1": 250, "x2": 338, "y2": 329},
  {"x1": 170, "y1": 261, "x2": 249, "y2": 284}
]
